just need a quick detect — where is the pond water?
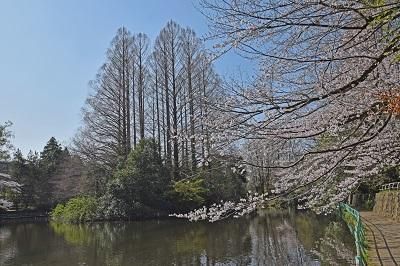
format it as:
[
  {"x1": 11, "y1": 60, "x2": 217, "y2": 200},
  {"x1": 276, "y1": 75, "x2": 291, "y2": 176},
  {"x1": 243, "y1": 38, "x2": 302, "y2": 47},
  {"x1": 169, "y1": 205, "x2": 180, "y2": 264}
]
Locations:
[{"x1": 0, "y1": 209, "x2": 355, "y2": 265}]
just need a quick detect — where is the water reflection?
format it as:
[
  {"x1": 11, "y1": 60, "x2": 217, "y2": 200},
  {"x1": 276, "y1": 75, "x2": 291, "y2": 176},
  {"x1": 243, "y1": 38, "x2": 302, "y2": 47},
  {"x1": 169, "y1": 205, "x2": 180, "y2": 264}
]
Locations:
[{"x1": 0, "y1": 210, "x2": 355, "y2": 265}]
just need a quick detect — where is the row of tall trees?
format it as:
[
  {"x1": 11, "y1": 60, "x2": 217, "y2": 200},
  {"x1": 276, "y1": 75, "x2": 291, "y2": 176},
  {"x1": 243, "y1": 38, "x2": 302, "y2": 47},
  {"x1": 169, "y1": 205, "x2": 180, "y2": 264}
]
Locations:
[{"x1": 75, "y1": 21, "x2": 221, "y2": 179}]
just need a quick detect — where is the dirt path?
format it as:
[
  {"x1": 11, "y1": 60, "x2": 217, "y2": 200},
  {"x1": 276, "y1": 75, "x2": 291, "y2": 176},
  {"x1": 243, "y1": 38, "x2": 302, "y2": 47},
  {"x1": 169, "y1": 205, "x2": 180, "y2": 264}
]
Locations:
[{"x1": 361, "y1": 212, "x2": 400, "y2": 266}]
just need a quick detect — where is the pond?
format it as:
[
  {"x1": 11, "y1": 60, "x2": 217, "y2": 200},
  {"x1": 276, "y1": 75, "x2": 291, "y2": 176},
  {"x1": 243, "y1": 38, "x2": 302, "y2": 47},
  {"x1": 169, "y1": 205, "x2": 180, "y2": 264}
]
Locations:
[{"x1": 0, "y1": 209, "x2": 355, "y2": 265}]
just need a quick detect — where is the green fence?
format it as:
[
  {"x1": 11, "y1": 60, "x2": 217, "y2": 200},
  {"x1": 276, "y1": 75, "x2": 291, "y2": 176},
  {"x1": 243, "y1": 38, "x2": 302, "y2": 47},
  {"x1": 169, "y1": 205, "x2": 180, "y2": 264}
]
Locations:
[{"x1": 338, "y1": 203, "x2": 368, "y2": 266}]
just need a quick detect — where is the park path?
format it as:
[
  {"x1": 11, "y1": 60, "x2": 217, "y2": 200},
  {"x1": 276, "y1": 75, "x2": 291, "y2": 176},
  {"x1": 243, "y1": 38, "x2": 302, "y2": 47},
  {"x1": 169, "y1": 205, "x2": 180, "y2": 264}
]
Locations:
[{"x1": 360, "y1": 212, "x2": 400, "y2": 266}]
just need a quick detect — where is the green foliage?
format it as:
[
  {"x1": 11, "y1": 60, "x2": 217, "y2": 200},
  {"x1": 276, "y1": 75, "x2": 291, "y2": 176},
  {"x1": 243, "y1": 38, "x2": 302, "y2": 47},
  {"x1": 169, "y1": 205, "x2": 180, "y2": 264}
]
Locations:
[
  {"x1": 10, "y1": 149, "x2": 41, "y2": 209},
  {"x1": 98, "y1": 139, "x2": 171, "y2": 217},
  {"x1": 342, "y1": 210, "x2": 357, "y2": 229},
  {"x1": 45, "y1": 139, "x2": 248, "y2": 220},
  {"x1": 200, "y1": 157, "x2": 247, "y2": 204},
  {"x1": 362, "y1": 0, "x2": 385, "y2": 7},
  {"x1": 92, "y1": 140, "x2": 248, "y2": 218},
  {"x1": 356, "y1": 165, "x2": 400, "y2": 207},
  {"x1": 316, "y1": 131, "x2": 350, "y2": 150},
  {"x1": 114, "y1": 139, "x2": 170, "y2": 208},
  {"x1": 364, "y1": 197, "x2": 374, "y2": 210},
  {"x1": 51, "y1": 196, "x2": 98, "y2": 223},
  {"x1": 36, "y1": 137, "x2": 68, "y2": 209},
  {"x1": 40, "y1": 137, "x2": 63, "y2": 174},
  {"x1": 394, "y1": 52, "x2": 400, "y2": 63},
  {"x1": 0, "y1": 121, "x2": 13, "y2": 161},
  {"x1": 171, "y1": 178, "x2": 208, "y2": 210},
  {"x1": 9, "y1": 137, "x2": 80, "y2": 211},
  {"x1": 96, "y1": 187, "x2": 130, "y2": 219},
  {"x1": 51, "y1": 203, "x2": 65, "y2": 218}
]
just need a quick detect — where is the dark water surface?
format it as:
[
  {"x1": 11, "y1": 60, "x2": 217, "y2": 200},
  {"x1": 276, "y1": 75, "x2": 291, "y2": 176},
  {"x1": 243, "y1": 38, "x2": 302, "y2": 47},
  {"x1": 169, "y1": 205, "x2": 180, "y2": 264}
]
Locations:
[{"x1": 0, "y1": 210, "x2": 355, "y2": 265}]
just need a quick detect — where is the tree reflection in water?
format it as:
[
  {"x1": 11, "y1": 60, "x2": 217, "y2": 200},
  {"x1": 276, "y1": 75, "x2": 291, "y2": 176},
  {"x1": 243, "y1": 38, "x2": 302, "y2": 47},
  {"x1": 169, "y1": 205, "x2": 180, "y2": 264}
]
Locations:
[{"x1": 0, "y1": 210, "x2": 355, "y2": 265}]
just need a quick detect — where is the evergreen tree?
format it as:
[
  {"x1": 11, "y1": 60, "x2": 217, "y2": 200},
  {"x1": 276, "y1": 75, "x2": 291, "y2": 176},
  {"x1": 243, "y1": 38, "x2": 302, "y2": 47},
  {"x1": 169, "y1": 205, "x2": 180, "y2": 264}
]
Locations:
[
  {"x1": 40, "y1": 137, "x2": 63, "y2": 173},
  {"x1": 37, "y1": 137, "x2": 63, "y2": 208},
  {"x1": 111, "y1": 139, "x2": 170, "y2": 212}
]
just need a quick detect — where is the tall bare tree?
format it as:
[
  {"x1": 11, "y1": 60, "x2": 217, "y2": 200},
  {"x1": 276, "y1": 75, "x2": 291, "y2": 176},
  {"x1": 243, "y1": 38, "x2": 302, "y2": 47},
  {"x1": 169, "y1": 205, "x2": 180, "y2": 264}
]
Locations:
[
  {"x1": 132, "y1": 33, "x2": 150, "y2": 141},
  {"x1": 75, "y1": 22, "x2": 221, "y2": 182},
  {"x1": 180, "y1": 28, "x2": 202, "y2": 172},
  {"x1": 74, "y1": 27, "x2": 134, "y2": 169}
]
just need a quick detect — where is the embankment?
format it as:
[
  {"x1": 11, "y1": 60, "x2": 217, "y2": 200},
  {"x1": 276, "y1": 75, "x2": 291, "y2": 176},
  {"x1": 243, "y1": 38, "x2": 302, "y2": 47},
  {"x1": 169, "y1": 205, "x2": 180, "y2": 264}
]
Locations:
[
  {"x1": 373, "y1": 191, "x2": 400, "y2": 222},
  {"x1": 0, "y1": 210, "x2": 48, "y2": 222}
]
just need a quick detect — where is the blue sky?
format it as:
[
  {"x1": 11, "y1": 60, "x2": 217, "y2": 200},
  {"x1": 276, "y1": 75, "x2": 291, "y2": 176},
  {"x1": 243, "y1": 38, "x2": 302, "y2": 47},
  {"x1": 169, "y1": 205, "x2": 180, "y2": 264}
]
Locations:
[{"x1": 0, "y1": 0, "x2": 251, "y2": 155}]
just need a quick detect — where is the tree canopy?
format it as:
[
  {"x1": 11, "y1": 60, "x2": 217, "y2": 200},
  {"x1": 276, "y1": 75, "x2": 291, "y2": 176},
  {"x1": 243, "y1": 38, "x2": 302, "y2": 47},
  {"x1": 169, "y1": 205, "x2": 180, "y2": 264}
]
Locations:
[{"x1": 175, "y1": 0, "x2": 400, "y2": 220}]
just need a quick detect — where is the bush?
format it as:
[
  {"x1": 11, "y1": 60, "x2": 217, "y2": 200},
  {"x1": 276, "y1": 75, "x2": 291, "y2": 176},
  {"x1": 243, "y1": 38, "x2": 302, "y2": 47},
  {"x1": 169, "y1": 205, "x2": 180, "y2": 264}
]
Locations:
[
  {"x1": 51, "y1": 196, "x2": 98, "y2": 223},
  {"x1": 199, "y1": 157, "x2": 247, "y2": 204},
  {"x1": 110, "y1": 139, "x2": 170, "y2": 211},
  {"x1": 171, "y1": 178, "x2": 208, "y2": 211},
  {"x1": 96, "y1": 186, "x2": 130, "y2": 219}
]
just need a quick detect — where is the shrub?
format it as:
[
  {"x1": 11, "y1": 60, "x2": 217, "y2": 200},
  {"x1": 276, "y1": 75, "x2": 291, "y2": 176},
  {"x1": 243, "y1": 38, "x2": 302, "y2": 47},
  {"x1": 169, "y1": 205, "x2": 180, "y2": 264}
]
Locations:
[
  {"x1": 51, "y1": 196, "x2": 98, "y2": 223},
  {"x1": 51, "y1": 203, "x2": 66, "y2": 220},
  {"x1": 111, "y1": 139, "x2": 170, "y2": 211},
  {"x1": 171, "y1": 178, "x2": 208, "y2": 211},
  {"x1": 199, "y1": 157, "x2": 247, "y2": 204}
]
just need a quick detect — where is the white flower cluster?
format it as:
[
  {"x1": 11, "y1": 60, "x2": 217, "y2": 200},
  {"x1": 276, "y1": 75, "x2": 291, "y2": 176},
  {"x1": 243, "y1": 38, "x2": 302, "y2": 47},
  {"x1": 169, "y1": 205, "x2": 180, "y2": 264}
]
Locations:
[
  {"x1": 0, "y1": 199, "x2": 14, "y2": 210},
  {"x1": 170, "y1": 192, "x2": 268, "y2": 222}
]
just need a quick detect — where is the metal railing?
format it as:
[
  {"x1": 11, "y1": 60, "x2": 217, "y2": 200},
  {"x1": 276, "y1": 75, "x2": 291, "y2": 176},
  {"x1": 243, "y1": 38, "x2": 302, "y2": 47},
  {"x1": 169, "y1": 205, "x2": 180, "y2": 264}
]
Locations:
[
  {"x1": 339, "y1": 203, "x2": 367, "y2": 266},
  {"x1": 380, "y1": 182, "x2": 400, "y2": 191}
]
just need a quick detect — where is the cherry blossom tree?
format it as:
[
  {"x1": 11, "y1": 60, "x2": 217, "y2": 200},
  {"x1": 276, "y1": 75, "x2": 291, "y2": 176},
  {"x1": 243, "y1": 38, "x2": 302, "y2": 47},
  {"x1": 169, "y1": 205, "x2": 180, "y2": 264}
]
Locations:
[
  {"x1": 0, "y1": 173, "x2": 20, "y2": 210},
  {"x1": 0, "y1": 121, "x2": 20, "y2": 210},
  {"x1": 171, "y1": 0, "x2": 400, "y2": 220}
]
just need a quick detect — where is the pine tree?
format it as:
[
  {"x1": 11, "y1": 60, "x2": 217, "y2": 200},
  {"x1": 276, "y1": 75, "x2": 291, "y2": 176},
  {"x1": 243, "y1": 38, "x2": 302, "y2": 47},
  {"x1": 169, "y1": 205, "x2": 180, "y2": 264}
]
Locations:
[
  {"x1": 37, "y1": 137, "x2": 63, "y2": 208},
  {"x1": 40, "y1": 137, "x2": 63, "y2": 173}
]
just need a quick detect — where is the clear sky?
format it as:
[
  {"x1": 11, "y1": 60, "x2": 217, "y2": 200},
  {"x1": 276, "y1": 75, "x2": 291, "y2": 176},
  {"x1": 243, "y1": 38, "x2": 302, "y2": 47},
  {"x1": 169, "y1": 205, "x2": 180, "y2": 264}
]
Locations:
[{"x1": 0, "y1": 0, "x2": 251, "y2": 155}]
